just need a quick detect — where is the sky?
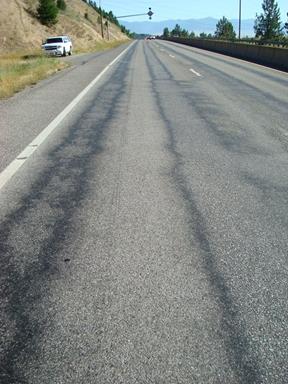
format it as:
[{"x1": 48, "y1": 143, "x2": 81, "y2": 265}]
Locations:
[{"x1": 101, "y1": 0, "x2": 288, "y2": 22}]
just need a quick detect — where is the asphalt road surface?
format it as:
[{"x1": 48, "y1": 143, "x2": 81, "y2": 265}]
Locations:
[{"x1": 0, "y1": 40, "x2": 287, "y2": 383}]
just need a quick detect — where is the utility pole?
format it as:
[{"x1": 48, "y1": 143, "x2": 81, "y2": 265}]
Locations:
[
  {"x1": 99, "y1": 0, "x2": 104, "y2": 38},
  {"x1": 105, "y1": 20, "x2": 110, "y2": 41},
  {"x1": 238, "y1": 0, "x2": 242, "y2": 39}
]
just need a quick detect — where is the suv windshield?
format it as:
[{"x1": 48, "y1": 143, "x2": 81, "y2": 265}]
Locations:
[{"x1": 46, "y1": 38, "x2": 63, "y2": 44}]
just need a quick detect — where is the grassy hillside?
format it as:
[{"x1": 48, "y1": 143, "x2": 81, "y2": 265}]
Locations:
[
  {"x1": 0, "y1": 0, "x2": 129, "y2": 53},
  {"x1": 0, "y1": 0, "x2": 130, "y2": 98}
]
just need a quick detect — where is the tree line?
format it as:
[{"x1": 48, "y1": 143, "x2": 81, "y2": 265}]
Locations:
[
  {"x1": 37, "y1": 0, "x2": 134, "y2": 38},
  {"x1": 163, "y1": 0, "x2": 288, "y2": 41},
  {"x1": 82, "y1": 0, "x2": 134, "y2": 38}
]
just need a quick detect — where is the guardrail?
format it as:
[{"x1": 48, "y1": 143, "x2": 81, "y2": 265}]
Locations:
[{"x1": 164, "y1": 37, "x2": 288, "y2": 71}]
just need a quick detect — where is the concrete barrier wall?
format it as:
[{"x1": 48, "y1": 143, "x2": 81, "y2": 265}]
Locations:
[{"x1": 165, "y1": 38, "x2": 288, "y2": 71}]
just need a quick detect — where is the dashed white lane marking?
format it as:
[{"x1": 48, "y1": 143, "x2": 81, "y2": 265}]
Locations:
[
  {"x1": 0, "y1": 42, "x2": 135, "y2": 191},
  {"x1": 169, "y1": 54, "x2": 175, "y2": 58},
  {"x1": 189, "y1": 68, "x2": 202, "y2": 77}
]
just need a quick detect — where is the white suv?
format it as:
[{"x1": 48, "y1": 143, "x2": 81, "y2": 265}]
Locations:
[{"x1": 42, "y1": 36, "x2": 72, "y2": 57}]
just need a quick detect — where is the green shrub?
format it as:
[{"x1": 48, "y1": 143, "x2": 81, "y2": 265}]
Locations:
[
  {"x1": 37, "y1": 0, "x2": 58, "y2": 25},
  {"x1": 56, "y1": 0, "x2": 66, "y2": 11}
]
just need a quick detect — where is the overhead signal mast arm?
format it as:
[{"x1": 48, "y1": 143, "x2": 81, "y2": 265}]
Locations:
[
  {"x1": 117, "y1": 8, "x2": 154, "y2": 19},
  {"x1": 117, "y1": 13, "x2": 149, "y2": 18}
]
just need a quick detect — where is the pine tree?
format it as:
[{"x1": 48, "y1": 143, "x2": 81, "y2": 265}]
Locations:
[
  {"x1": 215, "y1": 17, "x2": 236, "y2": 40},
  {"x1": 163, "y1": 27, "x2": 170, "y2": 38},
  {"x1": 171, "y1": 24, "x2": 182, "y2": 37},
  {"x1": 181, "y1": 29, "x2": 189, "y2": 38},
  {"x1": 254, "y1": 0, "x2": 282, "y2": 39},
  {"x1": 37, "y1": 0, "x2": 58, "y2": 26},
  {"x1": 56, "y1": 0, "x2": 66, "y2": 11}
]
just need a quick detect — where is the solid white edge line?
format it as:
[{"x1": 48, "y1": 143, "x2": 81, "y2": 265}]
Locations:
[
  {"x1": 189, "y1": 68, "x2": 202, "y2": 77},
  {"x1": 0, "y1": 42, "x2": 135, "y2": 191}
]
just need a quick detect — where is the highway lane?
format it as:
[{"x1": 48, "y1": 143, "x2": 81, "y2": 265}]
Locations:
[{"x1": 0, "y1": 40, "x2": 287, "y2": 383}]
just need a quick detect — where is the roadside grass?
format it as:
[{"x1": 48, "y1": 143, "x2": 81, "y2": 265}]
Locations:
[
  {"x1": 74, "y1": 39, "x2": 130, "y2": 54},
  {"x1": 0, "y1": 51, "x2": 69, "y2": 99},
  {"x1": 0, "y1": 40, "x2": 130, "y2": 99}
]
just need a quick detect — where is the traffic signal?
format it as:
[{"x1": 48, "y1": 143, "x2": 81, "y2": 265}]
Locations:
[{"x1": 147, "y1": 8, "x2": 154, "y2": 20}]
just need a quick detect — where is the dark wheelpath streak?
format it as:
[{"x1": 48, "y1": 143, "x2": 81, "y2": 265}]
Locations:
[{"x1": 0, "y1": 41, "x2": 287, "y2": 383}]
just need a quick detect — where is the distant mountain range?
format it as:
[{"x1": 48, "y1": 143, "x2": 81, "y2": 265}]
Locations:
[{"x1": 121, "y1": 18, "x2": 256, "y2": 37}]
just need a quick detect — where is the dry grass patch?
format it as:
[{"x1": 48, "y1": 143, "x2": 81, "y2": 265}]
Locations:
[
  {"x1": 74, "y1": 39, "x2": 130, "y2": 54},
  {"x1": 0, "y1": 51, "x2": 69, "y2": 99},
  {"x1": 0, "y1": 40, "x2": 130, "y2": 99}
]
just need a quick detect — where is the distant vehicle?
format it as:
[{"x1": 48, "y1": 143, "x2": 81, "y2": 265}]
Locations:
[
  {"x1": 42, "y1": 36, "x2": 72, "y2": 57},
  {"x1": 146, "y1": 35, "x2": 156, "y2": 40}
]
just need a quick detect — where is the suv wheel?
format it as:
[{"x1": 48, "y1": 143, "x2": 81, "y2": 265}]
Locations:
[
  {"x1": 62, "y1": 48, "x2": 66, "y2": 57},
  {"x1": 68, "y1": 47, "x2": 72, "y2": 56}
]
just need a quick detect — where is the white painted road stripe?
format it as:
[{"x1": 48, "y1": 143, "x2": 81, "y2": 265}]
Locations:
[
  {"x1": 189, "y1": 68, "x2": 202, "y2": 77},
  {"x1": 0, "y1": 43, "x2": 135, "y2": 191},
  {"x1": 169, "y1": 54, "x2": 175, "y2": 58}
]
